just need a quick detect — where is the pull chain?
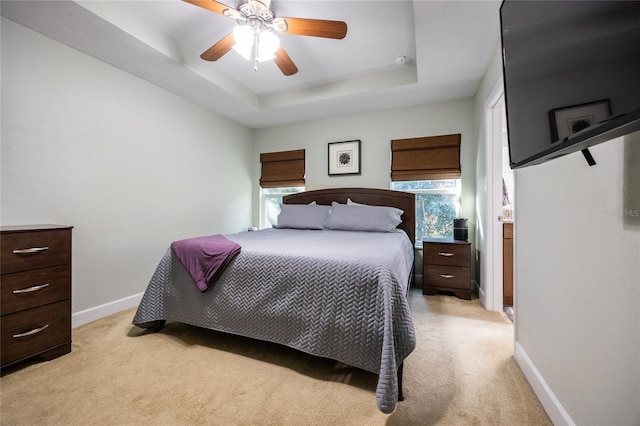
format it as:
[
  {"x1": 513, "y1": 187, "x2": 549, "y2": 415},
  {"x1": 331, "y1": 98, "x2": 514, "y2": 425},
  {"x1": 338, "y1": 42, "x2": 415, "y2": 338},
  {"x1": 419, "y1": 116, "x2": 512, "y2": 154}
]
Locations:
[{"x1": 253, "y1": 31, "x2": 260, "y2": 71}]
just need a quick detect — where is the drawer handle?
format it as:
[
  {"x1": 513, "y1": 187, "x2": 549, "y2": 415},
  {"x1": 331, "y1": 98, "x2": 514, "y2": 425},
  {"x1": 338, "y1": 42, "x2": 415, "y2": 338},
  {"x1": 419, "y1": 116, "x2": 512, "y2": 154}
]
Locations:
[
  {"x1": 13, "y1": 283, "x2": 50, "y2": 294},
  {"x1": 13, "y1": 324, "x2": 50, "y2": 338},
  {"x1": 439, "y1": 274, "x2": 455, "y2": 279},
  {"x1": 438, "y1": 252, "x2": 455, "y2": 257},
  {"x1": 12, "y1": 246, "x2": 50, "y2": 255}
]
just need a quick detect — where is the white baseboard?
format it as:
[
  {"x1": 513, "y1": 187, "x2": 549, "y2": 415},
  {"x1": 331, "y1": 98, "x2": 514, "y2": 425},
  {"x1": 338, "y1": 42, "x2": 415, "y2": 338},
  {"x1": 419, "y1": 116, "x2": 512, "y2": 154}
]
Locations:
[
  {"x1": 72, "y1": 292, "x2": 144, "y2": 328},
  {"x1": 514, "y1": 341, "x2": 575, "y2": 426},
  {"x1": 477, "y1": 281, "x2": 487, "y2": 307}
]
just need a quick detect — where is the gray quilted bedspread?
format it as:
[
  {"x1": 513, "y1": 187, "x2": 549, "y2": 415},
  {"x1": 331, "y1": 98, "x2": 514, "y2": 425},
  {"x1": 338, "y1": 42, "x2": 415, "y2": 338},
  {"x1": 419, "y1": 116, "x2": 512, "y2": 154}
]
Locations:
[{"x1": 132, "y1": 228, "x2": 416, "y2": 413}]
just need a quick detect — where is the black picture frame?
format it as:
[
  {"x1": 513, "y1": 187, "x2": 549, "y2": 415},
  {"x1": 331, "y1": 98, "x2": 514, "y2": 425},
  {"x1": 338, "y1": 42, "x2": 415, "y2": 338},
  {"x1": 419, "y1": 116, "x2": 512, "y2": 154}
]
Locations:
[{"x1": 328, "y1": 140, "x2": 361, "y2": 176}]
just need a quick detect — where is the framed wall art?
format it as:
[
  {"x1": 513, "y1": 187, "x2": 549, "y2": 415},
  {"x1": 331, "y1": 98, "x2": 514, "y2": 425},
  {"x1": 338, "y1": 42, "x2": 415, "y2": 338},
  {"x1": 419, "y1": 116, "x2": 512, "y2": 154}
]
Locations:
[
  {"x1": 549, "y1": 99, "x2": 611, "y2": 143},
  {"x1": 328, "y1": 140, "x2": 361, "y2": 176}
]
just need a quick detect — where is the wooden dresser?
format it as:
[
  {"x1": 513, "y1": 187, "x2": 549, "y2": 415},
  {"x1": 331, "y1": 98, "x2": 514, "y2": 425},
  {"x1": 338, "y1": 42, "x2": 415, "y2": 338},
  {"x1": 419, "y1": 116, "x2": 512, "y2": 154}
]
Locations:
[
  {"x1": 422, "y1": 238, "x2": 471, "y2": 300},
  {"x1": 1, "y1": 225, "x2": 73, "y2": 370}
]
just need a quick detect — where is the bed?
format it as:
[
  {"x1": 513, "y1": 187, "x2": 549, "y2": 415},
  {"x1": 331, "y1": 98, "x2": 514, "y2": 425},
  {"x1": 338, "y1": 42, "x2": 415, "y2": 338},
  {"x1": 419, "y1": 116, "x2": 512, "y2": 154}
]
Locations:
[{"x1": 132, "y1": 188, "x2": 416, "y2": 413}]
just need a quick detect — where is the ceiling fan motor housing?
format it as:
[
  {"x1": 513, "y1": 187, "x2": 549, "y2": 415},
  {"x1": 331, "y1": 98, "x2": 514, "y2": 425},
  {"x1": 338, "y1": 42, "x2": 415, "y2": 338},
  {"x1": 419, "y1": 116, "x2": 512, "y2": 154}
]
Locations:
[{"x1": 232, "y1": 0, "x2": 287, "y2": 34}]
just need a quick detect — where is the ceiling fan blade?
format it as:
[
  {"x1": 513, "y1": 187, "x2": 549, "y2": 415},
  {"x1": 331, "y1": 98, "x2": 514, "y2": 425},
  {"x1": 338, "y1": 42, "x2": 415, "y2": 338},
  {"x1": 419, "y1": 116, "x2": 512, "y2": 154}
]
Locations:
[
  {"x1": 200, "y1": 32, "x2": 235, "y2": 61},
  {"x1": 274, "y1": 47, "x2": 298, "y2": 76},
  {"x1": 276, "y1": 17, "x2": 347, "y2": 39},
  {"x1": 183, "y1": 0, "x2": 233, "y2": 16}
]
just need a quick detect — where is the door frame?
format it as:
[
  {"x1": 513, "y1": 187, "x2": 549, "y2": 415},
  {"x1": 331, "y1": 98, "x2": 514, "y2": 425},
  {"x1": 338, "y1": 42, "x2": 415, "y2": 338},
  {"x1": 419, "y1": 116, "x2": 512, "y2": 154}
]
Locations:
[{"x1": 481, "y1": 79, "x2": 505, "y2": 312}]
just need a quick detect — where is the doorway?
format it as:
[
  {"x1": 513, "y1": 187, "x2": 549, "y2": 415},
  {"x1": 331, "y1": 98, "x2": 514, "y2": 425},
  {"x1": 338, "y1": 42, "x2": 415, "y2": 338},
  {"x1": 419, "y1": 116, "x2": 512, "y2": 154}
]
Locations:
[
  {"x1": 481, "y1": 79, "x2": 514, "y2": 316},
  {"x1": 501, "y1": 105, "x2": 515, "y2": 320}
]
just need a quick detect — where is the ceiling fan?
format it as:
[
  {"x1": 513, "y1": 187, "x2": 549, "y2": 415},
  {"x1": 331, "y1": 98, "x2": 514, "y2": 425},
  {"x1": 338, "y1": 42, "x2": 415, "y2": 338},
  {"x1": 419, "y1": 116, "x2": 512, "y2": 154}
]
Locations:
[{"x1": 183, "y1": 0, "x2": 348, "y2": 76}]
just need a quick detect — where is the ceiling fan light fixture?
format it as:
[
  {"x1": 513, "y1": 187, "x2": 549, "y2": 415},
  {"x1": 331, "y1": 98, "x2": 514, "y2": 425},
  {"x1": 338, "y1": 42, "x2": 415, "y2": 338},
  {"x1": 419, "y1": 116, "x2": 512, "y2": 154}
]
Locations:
[
  {"x1": 232, "y1": 25, "x2": 254, "y2": 60},
  {"x1": 184, "y1": 0, "x2": 347, "y2": 76},
  {"x1": 232, "y1": 25, "x2": 280, "y2": 63},
  {"x1": 257, "y1": 31, "x2": 280, "y2": 61}
]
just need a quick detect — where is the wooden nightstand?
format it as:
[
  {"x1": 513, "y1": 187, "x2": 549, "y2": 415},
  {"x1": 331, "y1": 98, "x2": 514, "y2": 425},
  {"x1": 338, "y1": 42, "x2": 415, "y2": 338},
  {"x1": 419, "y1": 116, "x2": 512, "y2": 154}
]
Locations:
[
  {"x1": 1, "y1": 225, "x2": 73, "y2": 370},
  {"x1": 422, "y1": 238, "x2": 471, "y2": 300}
]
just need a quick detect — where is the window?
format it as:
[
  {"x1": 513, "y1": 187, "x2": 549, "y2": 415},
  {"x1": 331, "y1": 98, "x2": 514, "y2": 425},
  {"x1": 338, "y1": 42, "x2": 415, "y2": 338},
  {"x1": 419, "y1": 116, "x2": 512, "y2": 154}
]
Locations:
[
  {"x1": 390, "y1": 134, "x2": 462, "y2": 246},
  {"x1": 261, "y1": 186, "x2": 304, "y2": 229},
  {"x1": 392, "y1": 180, "x2": 460, "y2": 244},
  {"x1": 259, "y1": 149, "x2": 305, "y2": 229}
]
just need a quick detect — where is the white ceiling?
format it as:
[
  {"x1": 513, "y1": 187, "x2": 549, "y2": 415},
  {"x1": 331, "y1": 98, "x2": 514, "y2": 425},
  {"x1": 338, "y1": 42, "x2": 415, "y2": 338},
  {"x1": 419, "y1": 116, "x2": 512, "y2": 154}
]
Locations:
[{"x1": 1, "y1": 0, "x2": 502, "y2": 129}]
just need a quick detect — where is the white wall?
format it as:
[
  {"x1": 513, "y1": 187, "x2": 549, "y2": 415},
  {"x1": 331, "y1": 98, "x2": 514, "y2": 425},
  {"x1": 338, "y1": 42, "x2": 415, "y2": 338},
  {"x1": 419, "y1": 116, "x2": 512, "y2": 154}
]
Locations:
[
  {"x1": 253, "y1": 100, "x2": 475, "y2": 193},
  {"x1": 252, "y1": 100, "x2": 477, "y2": 278},
  {"x1": 515, "y1": 133, "x2": 640, "y2": 425},
  {"x1": 1, "y1": 18, "x2": 254, "y2": 314}
]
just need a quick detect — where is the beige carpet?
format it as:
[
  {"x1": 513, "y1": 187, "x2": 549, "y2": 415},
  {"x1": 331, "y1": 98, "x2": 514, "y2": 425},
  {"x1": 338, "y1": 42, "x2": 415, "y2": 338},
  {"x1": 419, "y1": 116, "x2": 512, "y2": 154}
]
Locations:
[{"x1": 1, "y1": 289, "x2": 551, "y2": 425}]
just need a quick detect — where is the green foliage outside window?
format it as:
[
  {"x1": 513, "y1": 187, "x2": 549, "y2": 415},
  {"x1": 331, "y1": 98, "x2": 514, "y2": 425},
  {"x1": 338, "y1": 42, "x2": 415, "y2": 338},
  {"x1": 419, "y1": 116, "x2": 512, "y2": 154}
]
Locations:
[
  {"x1": 392, "y1": 180, "x2": 460, "y2": 243},
  {"x1": 416, "y1": 193, "x2": 457, "y2": 239},
  {"x1": 392, "y1": 180, "x2": 457, "y2": 191}
]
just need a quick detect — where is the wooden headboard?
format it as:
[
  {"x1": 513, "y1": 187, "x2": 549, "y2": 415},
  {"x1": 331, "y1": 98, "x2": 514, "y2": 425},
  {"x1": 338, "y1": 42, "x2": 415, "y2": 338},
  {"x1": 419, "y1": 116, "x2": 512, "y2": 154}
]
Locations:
[{"x1": 283, "y1": 188, "x2": 415, "y2": 245}]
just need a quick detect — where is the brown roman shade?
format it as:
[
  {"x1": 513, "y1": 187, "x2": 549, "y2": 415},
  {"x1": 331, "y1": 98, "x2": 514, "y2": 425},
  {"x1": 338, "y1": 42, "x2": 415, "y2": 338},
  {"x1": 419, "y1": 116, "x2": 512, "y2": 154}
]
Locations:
[
  {"x1": 259, "y1": 149, "x2": 305, "y2": 188},
  {"x1": 391, "y1": 134, "x2": 461, "y2": 181}
]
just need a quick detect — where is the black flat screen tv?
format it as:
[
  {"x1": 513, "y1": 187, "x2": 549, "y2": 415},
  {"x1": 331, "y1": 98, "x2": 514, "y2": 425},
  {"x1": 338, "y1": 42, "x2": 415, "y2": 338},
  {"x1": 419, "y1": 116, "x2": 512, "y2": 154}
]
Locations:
[{"x1": 500, "y1": 0, "x2": 640, "y2": 169}]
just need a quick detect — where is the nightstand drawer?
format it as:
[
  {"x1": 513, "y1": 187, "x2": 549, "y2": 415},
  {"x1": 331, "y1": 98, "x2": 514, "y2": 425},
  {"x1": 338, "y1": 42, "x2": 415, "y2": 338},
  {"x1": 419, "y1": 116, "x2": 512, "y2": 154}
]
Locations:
[
  {"x1": 1, "y1": 228, "x2": 71, "y2": 274},
  {"x1": 423, "y1": 242, "x2": 470, "y2": 267},
  {"x1": 1, "y1": 265, "x2": 71, "y2": 315},
  {"x1": 424, "y1": 264, "x2": 470, "y2": 290},
  {"x1": 0, "y1": 300, "x2": 71, "y2": 366}
]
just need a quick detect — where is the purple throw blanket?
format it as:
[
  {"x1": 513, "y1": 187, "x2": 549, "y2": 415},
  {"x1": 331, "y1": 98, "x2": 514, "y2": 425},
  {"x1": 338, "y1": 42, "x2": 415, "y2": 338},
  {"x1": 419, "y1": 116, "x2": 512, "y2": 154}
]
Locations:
[{"x1": 171, "y1": 235, "x2": 241, "y2": 292}]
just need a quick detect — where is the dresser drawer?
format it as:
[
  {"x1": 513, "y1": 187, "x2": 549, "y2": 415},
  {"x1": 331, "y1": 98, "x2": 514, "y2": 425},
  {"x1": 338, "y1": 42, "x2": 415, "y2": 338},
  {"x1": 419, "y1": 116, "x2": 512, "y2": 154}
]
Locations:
[
  {"x1": 0, "y1": 300, "x2": 71, "y2": 366},
  {"x1": 424, "y1": 264, "x2": 470, "y2": 290},
  {"x1": 423, "y1": 242, "x2": 470, "y2": 267},
  {"x1": 1, "y1": 228, "x2": 72, "y2": 274},
  {"x1": 1, "y1": 265, "x2": 71, "y2": 315}
]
